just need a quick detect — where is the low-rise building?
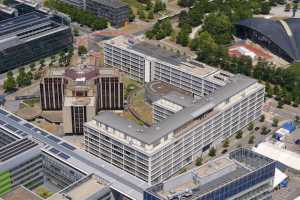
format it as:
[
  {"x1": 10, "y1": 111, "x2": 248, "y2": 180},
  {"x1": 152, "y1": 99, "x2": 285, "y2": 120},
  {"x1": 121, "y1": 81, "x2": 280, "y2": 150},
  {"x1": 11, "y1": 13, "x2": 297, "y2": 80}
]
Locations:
[
  {"x1": 144, "y1": 148, "x2": 275, "y2": 200},
  {"x1": 0, "y1": 108, "x2": 149, "y2": 200},
  {"x1": 49, "y1": 174, "x2": 114, "y2": 200}
]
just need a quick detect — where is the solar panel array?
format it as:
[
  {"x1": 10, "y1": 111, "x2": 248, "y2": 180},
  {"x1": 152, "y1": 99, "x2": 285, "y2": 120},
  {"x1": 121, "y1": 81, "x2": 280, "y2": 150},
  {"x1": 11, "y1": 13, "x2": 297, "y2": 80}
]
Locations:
[{"x1": 0, "y1": 108, "x2": 77, "y2": 161}]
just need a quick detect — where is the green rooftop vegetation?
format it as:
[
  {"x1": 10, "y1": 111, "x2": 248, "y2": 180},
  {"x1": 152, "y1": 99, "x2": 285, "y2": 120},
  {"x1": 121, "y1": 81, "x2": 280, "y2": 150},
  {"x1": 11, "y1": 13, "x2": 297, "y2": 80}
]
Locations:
[
  {"x1": 34, "y1": 185, "x2": 54, "y2": 199},
  {"x1": 0, "y1": 171, "x2": 12, "y2": 196}
]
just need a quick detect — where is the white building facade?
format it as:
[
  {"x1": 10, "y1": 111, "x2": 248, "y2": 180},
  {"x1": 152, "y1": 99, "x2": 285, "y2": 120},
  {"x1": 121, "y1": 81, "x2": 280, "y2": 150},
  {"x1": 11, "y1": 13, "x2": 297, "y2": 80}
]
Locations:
[{"x1": 84, "y1": 75, "x2": 265, "y2": 184}]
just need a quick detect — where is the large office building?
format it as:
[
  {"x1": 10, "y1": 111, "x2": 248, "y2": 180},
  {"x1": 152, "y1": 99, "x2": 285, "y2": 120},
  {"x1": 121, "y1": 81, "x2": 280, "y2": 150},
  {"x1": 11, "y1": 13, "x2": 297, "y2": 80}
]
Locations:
[
  {"x1": 0, "y1": 135, "x2": 43, "y2": 196},
  {"x1": 0, "y1": 11, "x2": 72, "y2": 73},
  {"x1": 40, "y1": 66, "x2": 124, "y2": 134},
  {"x1": 235, "y1": 18, "x2": 300, "y2": 63},
  {"x1": 104, "y1": 36, "x2": 233, "y2": 98},
  {"x1": 0, "y1": 127, "x2": 85, "y2": 196},
  {"x1": 144, "y1": 148, "x2": 275, "y2": 200},
  {"x1": 84, "y1": 73, "x2": 265, "y2": 184},
  {"x1": 59, "y1": 0, "x2": 129, "y2": 27},
  {"x1": 0, "y1": 107, "x2": 149, "y2": 199}
]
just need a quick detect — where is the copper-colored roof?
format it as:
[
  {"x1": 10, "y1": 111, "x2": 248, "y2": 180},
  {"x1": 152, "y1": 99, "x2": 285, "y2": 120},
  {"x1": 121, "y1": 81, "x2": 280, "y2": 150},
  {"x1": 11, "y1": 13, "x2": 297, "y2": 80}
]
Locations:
[{"x1": 64, "y1": 65, "x2": 99, "y2": 80}]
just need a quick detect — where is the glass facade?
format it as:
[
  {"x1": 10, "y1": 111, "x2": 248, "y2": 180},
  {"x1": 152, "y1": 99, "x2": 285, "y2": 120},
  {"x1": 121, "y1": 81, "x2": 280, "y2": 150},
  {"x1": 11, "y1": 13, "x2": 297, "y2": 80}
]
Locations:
[
  {"x1": 0, "y1": 13, "x2": 73, "y2": 73},
  {"x1": 144, "y1": 149, "x2": 275, "y2": 200}
]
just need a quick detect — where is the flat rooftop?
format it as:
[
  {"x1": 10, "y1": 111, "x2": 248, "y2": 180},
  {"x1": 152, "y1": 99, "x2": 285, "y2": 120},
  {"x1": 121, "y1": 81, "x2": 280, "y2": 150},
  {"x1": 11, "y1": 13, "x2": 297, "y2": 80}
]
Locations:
[
  {"x1": 0, "y1": 12, "x2": 69, "y2": 51},
  {"x1": 0, "y1": 4, "x2": 16, "y2": 14},
  {"x1": 161, "y1": 91, "x2": 195, "y2": 108},
  {"x1": 0, "y1": 108, "x2": 149, "y2": 200},
  {"x1": 106, "y1": 36, "x2": 232, "y2": 85},
  {"x1": 49, "y1": 175, "x2": 109, "y2": 200},
  {"x1": 87, "y1": 74, "x2": 258, "y2": 145},
  {"x1": 147, "y1": 148, "x2": 275, "y2": 200},
  {"x1": 92, "y1": 0, "x2": 128, "y2": 8},
  {"x1": 64, "y1": 96, "x2": 96, "y2": 107},
  {"x1": 2, "y1": 186, "x2": 42, "y2": 200}
]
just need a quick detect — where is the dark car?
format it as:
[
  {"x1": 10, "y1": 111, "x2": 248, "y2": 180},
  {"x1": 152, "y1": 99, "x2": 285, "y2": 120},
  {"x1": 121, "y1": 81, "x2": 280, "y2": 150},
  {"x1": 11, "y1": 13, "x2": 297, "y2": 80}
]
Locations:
[{"x1": 295, "y1": 139, "x2": 300, "y2": 145}]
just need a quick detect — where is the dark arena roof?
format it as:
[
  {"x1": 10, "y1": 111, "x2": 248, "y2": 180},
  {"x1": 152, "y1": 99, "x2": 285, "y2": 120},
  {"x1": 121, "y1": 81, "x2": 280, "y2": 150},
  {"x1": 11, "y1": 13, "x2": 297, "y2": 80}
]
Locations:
[{"x1": 235, "y1": 18, "x2": 300, "y2": 62}]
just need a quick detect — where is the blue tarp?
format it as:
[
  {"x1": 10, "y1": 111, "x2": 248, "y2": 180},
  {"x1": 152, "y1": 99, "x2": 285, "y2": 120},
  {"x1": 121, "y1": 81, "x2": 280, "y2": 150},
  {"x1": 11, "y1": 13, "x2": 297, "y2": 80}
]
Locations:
[
  {"x1": 281, "y1": 121, "x2": 296, "y2": 133},
  {"x1": 280, "y1": 179, "x2": 288, "y2": 188}
]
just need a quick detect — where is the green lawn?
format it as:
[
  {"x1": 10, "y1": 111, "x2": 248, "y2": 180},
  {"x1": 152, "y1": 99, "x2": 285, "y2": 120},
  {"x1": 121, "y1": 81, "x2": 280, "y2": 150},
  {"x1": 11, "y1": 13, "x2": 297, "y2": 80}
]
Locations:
[
  {"x1": 122, "y1": 0, "x2": 144, "y2": 12},
  {"x1": 23, "y1": 98, "x2": 40, "y2": 107}
]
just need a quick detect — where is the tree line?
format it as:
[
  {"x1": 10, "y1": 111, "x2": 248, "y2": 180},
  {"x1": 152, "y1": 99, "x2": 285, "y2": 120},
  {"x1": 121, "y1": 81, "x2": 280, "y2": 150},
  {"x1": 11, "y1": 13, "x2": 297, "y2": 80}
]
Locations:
[{"x1": 44, "y1": 0, "x2": 107, "y2": 30}]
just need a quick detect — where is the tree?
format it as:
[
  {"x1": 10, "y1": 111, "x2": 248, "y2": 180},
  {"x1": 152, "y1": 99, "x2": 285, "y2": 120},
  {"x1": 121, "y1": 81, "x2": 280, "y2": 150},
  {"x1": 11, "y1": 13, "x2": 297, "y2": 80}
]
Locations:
[
  {"x1": 16, "y1": 68, "x2": 31, "y2": 87},
  {"x1": 261, "y1": 2, "x2": 271, "y2": 14},
  {"x1": 39, "y1": 59, "x2": 45, "y2": 68},
  {"x1": 178, "y1": 0, "x2": 195, "y2": 7},
  {"x1": 146, "y1": 19, "x2": 173, "y2": 40},
  {"x1": 45, "y1": 0, "x2": 107, "y2": 30},
  {"x1": 78, "y1": 45, "x2": 88, "y2": 56},
  {"x1": 285, "y1": 3, "x2": 291, "y2": 12},
  {"x1": 247, "y1": 122, "x2": 254, "y2": 131},
  {"x1": 295, "y1": 115, "x2": 300, "y2": 123},
  {"x1": 176, "y1": 28, "x2": 189, "y2": 46},
  {"x1": 265, "y1": 82, "x2": 273, "y2": 97},
  {"x1": 272, "y1": 118, "x2": 279, "y2": 127},
  {"x1": 277, "y1": 100, "x2": 284, "y2": 109},
  {"x1": 148, "y1": 10, "x2": 154, "y2": 19},
  {"x1": 138, "y1": 9, "x2": 146, "y2": 20},
  {"x1": 208, "y1": 147, "x2": 216, "y2": 157},
  {"x1": 92, "y1": 18, "x2": 107, "y2": 30},
  {"x1": 146, "y1": 1, "x2": 153, "y2": 10},
  {"x1": 260, "y1": 114, "x2": 265, "y2": 122},
  {"x1": 236, "y1": 130, "x2": 243, "y2": 139},
  {"x1": 128, "y1": 7, "x2": 135, "y2": 22},
  {"x1": 188, "y1": 3, "x2": 204, "y2": 26},
  {"x1": 192, "y1": 31, "x2": 216, "y2": 51},
  {"x1": 154, "y1": 0, "x2": 166, "y2": 13},
  {"x1": 3, "y1": 73, "x2": 16, "y2": 92},
  {"x1": 202, "y1": 13, "x2": 233, "y2": 45},
  {"x1": 223, "y1": 139, "x2": 229, "y2": 148},
  {"x1": 73, "y1": 28, "x2": 79, "y2": 36},
  {"x1": 195, "y1": 157, "x2": 203, "y2": 166},
  {"x1": 248, "y1": 135, "x2": 255, "y2": 144},
  {"x1": 261, "y1": 126, "x2": 269, "y2": 135}
]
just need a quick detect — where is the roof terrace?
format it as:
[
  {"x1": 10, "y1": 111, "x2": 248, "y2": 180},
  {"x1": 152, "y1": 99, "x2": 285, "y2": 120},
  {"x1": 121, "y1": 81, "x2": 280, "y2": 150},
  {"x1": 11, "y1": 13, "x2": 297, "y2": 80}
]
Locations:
[
  {"x1": 49, "y1": 174, "x2": 110, "y2": 200},
  {"x1": 146, "y1": 148, "x2": 274, "y2": 200}
]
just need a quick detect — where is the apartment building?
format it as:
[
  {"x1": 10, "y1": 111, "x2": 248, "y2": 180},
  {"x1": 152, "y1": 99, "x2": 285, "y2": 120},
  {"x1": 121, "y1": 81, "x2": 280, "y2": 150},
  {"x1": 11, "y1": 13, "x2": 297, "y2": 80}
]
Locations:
[
  {"x1": 104, "y1": 36, "x2": 233, "y2": 98},
  {"x1": 144, "y1": 148, "x2": 275, "y2": 200},
  {"x1": 84, "y1": 74, "x2": 265, "y2": 184}
]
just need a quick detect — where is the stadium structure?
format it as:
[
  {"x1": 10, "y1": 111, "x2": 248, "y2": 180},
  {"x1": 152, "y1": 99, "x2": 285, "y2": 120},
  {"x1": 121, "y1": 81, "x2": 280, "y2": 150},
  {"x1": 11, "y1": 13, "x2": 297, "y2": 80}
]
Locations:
[{"x1": 235, "y1": 18, "x2": 300, "y2": 63}]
